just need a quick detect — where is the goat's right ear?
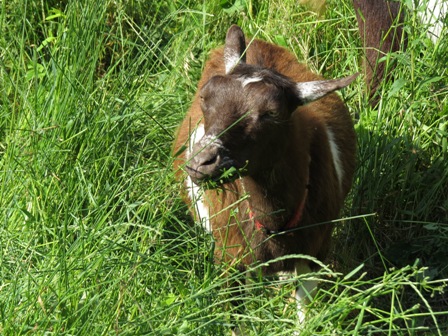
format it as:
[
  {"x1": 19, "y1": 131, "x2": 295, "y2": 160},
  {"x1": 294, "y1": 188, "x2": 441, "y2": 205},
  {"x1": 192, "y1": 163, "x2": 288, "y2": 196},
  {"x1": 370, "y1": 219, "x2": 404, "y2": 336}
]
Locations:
[
  {"x1": 295, "y1": 73, "x2": 359, "y2": 104},
  {"x1": 224, "y1": 25, "x2": 246, "y2": 74}
]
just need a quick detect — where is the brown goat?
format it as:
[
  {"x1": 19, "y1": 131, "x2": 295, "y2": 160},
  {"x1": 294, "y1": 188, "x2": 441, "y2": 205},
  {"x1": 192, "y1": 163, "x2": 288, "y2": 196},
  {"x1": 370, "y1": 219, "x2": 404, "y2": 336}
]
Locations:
[{"x1": 173, "y1": 25, "x2": 357, "y2": 324}]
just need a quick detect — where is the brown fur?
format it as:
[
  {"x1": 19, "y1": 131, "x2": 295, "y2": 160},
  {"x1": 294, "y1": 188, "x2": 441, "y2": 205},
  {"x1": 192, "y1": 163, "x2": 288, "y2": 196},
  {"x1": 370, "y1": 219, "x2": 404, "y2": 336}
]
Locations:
[
  {"x1": 353, "y1": 0, "x2": 405, "y2": 105},
  {"x1": 173, "y1": 33, "x2": 356, "y2": 275}
]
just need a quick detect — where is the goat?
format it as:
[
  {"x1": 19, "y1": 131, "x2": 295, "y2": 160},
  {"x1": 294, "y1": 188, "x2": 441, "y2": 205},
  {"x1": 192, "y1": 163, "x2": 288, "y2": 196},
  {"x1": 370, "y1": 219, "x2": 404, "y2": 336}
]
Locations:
[{"x1": 172, "y1": 25, "x2": 357, "y2": 326}]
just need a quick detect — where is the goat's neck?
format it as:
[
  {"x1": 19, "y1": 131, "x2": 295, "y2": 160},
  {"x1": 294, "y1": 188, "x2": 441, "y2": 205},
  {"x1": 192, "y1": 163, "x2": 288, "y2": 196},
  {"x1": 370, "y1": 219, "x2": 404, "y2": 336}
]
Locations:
[{"x1": 240, "y1": 154, "x2": 309, "y2": 229}]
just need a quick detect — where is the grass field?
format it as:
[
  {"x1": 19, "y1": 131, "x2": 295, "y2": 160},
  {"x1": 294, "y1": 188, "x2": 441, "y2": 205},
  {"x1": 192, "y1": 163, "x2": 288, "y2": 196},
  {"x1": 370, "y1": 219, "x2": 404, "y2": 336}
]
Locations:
[{"x1": 0, "y1": 0, "x2": 447, "y2": 334}]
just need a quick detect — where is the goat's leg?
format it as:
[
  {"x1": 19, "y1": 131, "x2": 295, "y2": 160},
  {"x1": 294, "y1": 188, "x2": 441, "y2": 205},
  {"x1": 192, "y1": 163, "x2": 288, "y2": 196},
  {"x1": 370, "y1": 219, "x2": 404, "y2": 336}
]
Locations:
[{"x1": 294, "y1": 261, "x2": 319, "y2": 324}]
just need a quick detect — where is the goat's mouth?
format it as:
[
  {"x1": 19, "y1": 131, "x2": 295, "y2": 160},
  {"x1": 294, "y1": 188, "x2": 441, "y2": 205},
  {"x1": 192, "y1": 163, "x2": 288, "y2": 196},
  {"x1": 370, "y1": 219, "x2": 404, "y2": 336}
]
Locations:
[{"x1": 185, "y1": 162, "x2": 243, "y2": 187}]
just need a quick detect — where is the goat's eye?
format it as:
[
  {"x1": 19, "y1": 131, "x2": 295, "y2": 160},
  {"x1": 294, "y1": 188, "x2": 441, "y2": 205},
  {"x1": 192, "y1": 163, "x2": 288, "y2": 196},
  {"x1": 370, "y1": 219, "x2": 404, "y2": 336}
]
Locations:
[
  {"x1": 268, "y1": 110, "x2": 279, "y2": 117},
  {"x1": 262, "y1": 110, "x2": 279, "y2": 119},
  {"x1": 200, "y1": 96, "x2": 207, "y2": 111}
]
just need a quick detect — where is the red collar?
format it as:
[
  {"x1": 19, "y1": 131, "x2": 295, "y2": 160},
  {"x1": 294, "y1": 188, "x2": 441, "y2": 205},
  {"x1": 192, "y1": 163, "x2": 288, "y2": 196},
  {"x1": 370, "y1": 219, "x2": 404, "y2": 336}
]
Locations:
[{"x1": 248, "y1": 186, "x2": 309, "y2": 235}]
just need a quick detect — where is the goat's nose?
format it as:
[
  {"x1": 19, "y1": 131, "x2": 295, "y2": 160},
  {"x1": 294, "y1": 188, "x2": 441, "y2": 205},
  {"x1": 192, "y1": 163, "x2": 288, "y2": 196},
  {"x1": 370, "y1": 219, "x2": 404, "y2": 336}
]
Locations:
[
  {"x1": 199, "y1": 152, "x2": 219, "y2": 167},
  {"x1": 187, "y1": 147, "x2": 221, "y2": 183}
]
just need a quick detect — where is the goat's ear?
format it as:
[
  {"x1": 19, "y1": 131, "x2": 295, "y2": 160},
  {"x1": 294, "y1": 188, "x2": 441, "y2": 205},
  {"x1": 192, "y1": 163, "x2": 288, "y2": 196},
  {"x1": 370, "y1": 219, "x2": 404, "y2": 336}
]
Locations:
[
  {"x1": 295, "y1": 73, "x2": 359, "y2": 104},
  {"x1": 224, "y1": 25, "x2": 246, "y2": 74}
]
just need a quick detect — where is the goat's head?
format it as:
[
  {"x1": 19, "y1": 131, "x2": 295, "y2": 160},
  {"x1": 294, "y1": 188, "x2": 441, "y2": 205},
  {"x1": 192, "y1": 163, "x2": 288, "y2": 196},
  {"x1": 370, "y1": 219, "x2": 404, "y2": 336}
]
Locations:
[{"x1": 186, "y1": 25, "x2": 357, "y2": 185}]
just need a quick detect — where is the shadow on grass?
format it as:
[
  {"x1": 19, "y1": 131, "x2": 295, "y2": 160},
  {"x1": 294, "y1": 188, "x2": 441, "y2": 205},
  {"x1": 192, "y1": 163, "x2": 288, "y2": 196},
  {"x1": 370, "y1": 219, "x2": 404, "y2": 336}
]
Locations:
[{"x1": 330, "y1": 121, "x2": 448, "y2": 332}]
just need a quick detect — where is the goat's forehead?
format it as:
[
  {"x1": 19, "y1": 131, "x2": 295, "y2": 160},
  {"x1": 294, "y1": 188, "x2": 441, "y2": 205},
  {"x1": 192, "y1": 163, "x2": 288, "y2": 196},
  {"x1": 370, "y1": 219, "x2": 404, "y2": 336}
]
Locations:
[
  {"x1": 200, "y1": 71, "x2": 288, "y2": 114},
  {"x1": 201, "y1": 73, "x2": 278, "y2": 96},
  {"x1": 200, "y1": 75, "x2": 240, "y2": 95},
  {"x1": 237, "y1": 74, "x2": 264, "y2": 88}
]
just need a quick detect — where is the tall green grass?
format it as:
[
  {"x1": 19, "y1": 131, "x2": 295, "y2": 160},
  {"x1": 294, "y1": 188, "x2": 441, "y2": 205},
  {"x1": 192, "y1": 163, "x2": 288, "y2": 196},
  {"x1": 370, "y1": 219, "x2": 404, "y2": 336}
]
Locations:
[{"x1": 0, "y1": 0, "x2": 446, "y2": 334}]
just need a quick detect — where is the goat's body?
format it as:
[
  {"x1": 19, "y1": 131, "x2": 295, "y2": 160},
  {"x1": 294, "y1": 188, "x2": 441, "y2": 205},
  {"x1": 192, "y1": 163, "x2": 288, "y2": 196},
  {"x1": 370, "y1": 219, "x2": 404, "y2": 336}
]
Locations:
[{"x1": 173, "y1": 36, "x2": 356, "y2": 275}]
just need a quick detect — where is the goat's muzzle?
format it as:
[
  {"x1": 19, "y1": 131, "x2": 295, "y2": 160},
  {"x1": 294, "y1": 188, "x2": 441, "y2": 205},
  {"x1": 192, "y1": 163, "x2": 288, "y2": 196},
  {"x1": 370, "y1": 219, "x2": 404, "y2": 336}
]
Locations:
[{"x1": 186, "y1": 145, "x2": 237, "y2": 186}]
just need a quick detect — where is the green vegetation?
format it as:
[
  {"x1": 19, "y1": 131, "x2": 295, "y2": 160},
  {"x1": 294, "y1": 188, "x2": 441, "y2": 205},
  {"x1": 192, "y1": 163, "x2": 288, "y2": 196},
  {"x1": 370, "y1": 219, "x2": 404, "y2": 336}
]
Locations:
[{"x1": 0, "y1": 0, "x2": 446, "y2": 334}]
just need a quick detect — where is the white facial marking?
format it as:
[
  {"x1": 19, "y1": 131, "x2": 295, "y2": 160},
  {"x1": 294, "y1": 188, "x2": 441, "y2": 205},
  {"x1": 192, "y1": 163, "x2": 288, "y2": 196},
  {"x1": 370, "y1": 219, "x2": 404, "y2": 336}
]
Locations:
[
  {"x1": 198, "y1": 134, "x2": 223, "y2": 151},
  {"x1": 185, "y1": 123, "x2": 211, "y2": 232},
  {"x1": 239, "y1": 75, "x2": 263, "y2": 88},
  {"x1": 326, "y1": 126, "x2": 344, "y2": 192},
  {"x1": 186, "y1": 124, "x2": 205, "y2": 159},
  {"x1": 186, "y1": 123, "x2": 223, "y2": 159}
]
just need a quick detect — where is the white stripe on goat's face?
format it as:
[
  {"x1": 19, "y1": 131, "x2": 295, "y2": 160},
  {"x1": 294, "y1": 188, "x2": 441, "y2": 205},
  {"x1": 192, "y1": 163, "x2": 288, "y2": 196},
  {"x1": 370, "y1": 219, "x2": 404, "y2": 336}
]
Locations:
[
  {"x1": 187, "y1": 123, "x2": 205, "y2": 157},
  {"x1": 238, "y1": 75, "x2": 264, "y2": 88}
]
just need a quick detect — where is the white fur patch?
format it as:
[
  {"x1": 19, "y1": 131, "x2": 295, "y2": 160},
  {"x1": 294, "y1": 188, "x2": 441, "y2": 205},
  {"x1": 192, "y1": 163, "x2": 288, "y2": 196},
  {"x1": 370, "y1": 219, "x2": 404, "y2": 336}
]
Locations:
[
  {"x1": 187, "y1": 124, "x2": 205, "y2": 157},
  {"x1": 225, "y1": 51, "x2": 240, "y2": 74},
  {"x1": 326, "y1": 127, "x2": 344, "y2": 192},
  {"x1": 186, "y1": 176, "x2": 211, "y2": 232},
  {"x1": 185, "y1": 123, "x2": 211, "y2": 232},
  {"x1": 187, "y1": 124, "x2": 223, "y2": 155},
  {"x1": 295, "y1": 81, "x2": 324, "y2": 103},
  {"x1": 295, "y1": 278, "x2": 318, "y2": 324},
  {"x1": 294, "y1": 262, "x2": 318, "y2": 325},
  {"x1": 239, "y1": 75, "x2": 263, "y2": 88},
  {"x1": 198, "y1": 134, "x2": 224, "y2": 151},
  {"x1": 276, "y1": 263, "x2": 318, "y2": 327}
]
